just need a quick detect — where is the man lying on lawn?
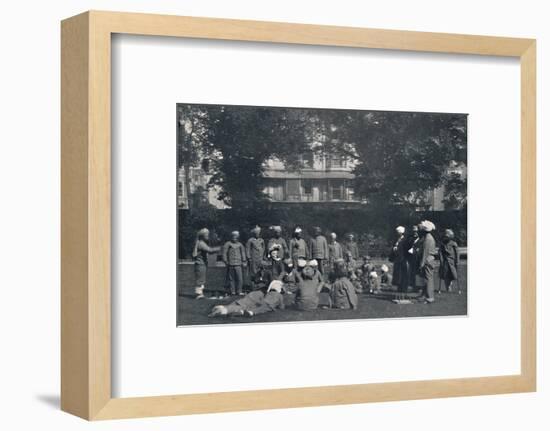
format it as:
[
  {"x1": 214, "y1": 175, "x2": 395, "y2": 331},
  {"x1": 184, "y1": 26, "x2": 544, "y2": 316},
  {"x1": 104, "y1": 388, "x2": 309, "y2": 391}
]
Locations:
[
  {"x1": 208, "y1": 259, "x2": 358, "y2": 317},
  {"x1": 208, "y1": 280, "x2": 285, "y2": 317}
]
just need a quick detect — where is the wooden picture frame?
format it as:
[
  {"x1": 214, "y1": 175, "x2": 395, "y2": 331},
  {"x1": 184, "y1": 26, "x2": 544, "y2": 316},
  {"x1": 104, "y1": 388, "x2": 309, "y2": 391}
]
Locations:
[{"x1": 61, "y1": 10, "x2": 536, "y2": 420}]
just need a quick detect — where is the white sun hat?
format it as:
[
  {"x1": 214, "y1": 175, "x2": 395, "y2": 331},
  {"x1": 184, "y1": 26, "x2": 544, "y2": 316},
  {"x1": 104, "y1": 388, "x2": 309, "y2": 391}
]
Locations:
[
  {"x1": 419, "y1": 220, "x2": 436, "y2": 232},
  {"x1": 267, "y1": 280, "x2": 283, "y2": 293}
]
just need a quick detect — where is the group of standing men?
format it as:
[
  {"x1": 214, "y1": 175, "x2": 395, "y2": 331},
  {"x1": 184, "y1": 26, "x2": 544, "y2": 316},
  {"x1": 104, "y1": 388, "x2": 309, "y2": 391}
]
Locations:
[
  {"x1": 191, "y1": 225, "x2": 361, "y2": 299},
  {"x1": 191, "y1": 221, "x2": 460, "y2": 304}
]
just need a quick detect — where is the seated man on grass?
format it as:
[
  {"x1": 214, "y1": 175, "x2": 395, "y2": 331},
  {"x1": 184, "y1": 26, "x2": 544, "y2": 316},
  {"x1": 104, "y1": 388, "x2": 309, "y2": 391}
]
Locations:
[
  {"x1": 295, "y1": 261, "x2": 324, "y2": 311},
  {"x1": 330, "y1": 260, "x2": 359, "y2": 310}
]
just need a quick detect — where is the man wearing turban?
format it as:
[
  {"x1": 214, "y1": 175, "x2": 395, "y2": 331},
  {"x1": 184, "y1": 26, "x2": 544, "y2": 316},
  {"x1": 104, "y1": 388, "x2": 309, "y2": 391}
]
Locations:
[
  {"x1": 438, "y1": 228, "x2": 460, "y2": 294},
  {"x1": 342, "y1": 233, "x2": 360, "y2": 260},
  {"x1": 267, "y1": 226, "x2": 288, "y2": 259},
  {"x1": 328, "y1": 232, "x2": 343, "y2": 269},
  {"x1": 223, "y1": 231, "x2": 247, "y2": 295},
  {"x1": 289, "y1": 227, "x2": 308, "y2": 268},
  {"x1": 246, "y1": 225, "x2": 265, "y2": 278},
  {"x1": 308, "y1": 227, "x2": 329, "y2": 275},
  {"x1": 418, "y1": 220, "x2": 437, "y2": 303},
  {"x1": 192, "y1": 228, "x2": 221, "y2": 299}
]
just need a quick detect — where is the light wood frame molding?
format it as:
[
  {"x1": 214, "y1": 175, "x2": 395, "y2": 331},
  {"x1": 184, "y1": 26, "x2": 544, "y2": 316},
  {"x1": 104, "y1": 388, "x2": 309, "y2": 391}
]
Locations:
[{"x1": 61, "y1": 10, "x2": 537, "y2": 421}]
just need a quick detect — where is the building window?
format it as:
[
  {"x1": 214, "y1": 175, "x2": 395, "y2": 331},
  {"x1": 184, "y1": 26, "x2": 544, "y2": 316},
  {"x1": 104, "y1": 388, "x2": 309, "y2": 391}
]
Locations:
[
  {"x1": 344, "y1": 180, "x2": 354, "y2": 201},
  {"x1": 301, "y1": 153, "x2": 314, "y2": 168},
  {"x1": 264, "y1": 180, "x2": 285, "y2": 201},
  {"x1": 329, "y1": 179, "x2": 344, "y2": 200},
  {"x1": 303, "y1": 179, "x2": 313, "y2": 195},
  {"x1": 286, "y1": 179, "x2": 301, "y2": 201},
  {"x1": 318, "y1": 180, "x2": 328, "y2": 201},
  {"x1": 264, "y1": 178, "x2": 358, "y2": 203}
]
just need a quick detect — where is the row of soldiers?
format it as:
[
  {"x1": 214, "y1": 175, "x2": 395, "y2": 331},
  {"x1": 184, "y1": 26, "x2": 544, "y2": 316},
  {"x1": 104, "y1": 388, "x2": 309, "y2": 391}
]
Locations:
[
  {"x1": 191, "y1": 225, "x2": 360, "y2": 299},
  {"x1": 236, "y1": 225, "x2": 360, "y2": 274},
  {"x1": 206, "y1": 221, "x2": 460, "y2": 318},
  {"x1": 191, "y1": 221, "x2": 460, "y2": 304}
]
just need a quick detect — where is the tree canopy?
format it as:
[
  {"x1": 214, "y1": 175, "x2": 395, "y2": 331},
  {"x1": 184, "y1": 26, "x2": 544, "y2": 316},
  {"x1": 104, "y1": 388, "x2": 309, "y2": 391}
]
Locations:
[
  {"x1": 177, "y1": 104, "x2": 467, "y2": 212},
  {"x1": 178, "y1": 104, "x2": 318, "y2": 209},
  {"x1": 316, "y1": 109, "x2": 467, "y2": 210}
]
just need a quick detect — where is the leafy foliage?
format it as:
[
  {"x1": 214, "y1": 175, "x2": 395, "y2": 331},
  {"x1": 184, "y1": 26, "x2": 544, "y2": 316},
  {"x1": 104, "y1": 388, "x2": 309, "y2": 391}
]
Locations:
[
  {"x1": 178, "y1": 104, "x2": 315, "y2": 209},
  {"x1": 177, "y1": 105, "x2": 467, "y2": 211},
  {"x1": 442, "y1": 172, "x2": 467, "y2": 210},
  {"x1": 316, "y1": 110, "x2": 467, "y2": 210}
]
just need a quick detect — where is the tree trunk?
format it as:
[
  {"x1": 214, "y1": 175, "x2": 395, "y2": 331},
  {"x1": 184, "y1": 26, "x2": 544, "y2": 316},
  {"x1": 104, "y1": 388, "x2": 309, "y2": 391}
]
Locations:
[{"x1": 184, "y1": 163, "x2": 192, "y2": 209}]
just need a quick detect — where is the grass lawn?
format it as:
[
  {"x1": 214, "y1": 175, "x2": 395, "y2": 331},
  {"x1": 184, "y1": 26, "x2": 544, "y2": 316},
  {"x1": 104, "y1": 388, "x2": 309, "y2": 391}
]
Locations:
[{"x1": 177, "y1": 262, "x2": 467, "y2": 326}]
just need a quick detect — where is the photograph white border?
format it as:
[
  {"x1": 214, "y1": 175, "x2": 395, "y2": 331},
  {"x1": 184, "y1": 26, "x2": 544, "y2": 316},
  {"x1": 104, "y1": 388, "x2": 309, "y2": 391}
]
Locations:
[{"x1": 112, "y1": 34, "x2": 521, "y2": 398}]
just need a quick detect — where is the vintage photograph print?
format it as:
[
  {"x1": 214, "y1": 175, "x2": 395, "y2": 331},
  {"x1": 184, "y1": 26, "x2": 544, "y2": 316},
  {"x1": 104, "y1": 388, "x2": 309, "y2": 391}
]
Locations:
[{"x1": 177, "y1": 104, "x2": 467, "y2": 326}]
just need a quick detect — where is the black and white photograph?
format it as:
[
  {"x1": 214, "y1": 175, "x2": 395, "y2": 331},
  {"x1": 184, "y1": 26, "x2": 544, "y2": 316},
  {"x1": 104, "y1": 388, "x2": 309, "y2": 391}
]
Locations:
[{"x1": 177, "y1": 103, "x2": 467, "y2": 326}]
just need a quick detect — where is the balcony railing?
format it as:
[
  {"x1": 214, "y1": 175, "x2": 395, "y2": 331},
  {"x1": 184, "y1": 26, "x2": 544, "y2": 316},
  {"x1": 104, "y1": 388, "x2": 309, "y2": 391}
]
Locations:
[{"x1": 270, "y1": 192, "x2": 358, "y2": 203}]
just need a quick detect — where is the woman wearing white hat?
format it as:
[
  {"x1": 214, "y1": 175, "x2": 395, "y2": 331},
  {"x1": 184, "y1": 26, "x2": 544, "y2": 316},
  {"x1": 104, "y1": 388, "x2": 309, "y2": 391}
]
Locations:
[
  {"x1": 406, "y1": 225, "x2": 421, "y2": 290},
  {"x1": 267, "y1": 243, "x2": 285, "y2": 279},
  {"x1": 267, "y1": 226, "x2": 288, "y2": 259},
  {"x1": 389, "y1": 226, "x2": 409, "y2": 293}
]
